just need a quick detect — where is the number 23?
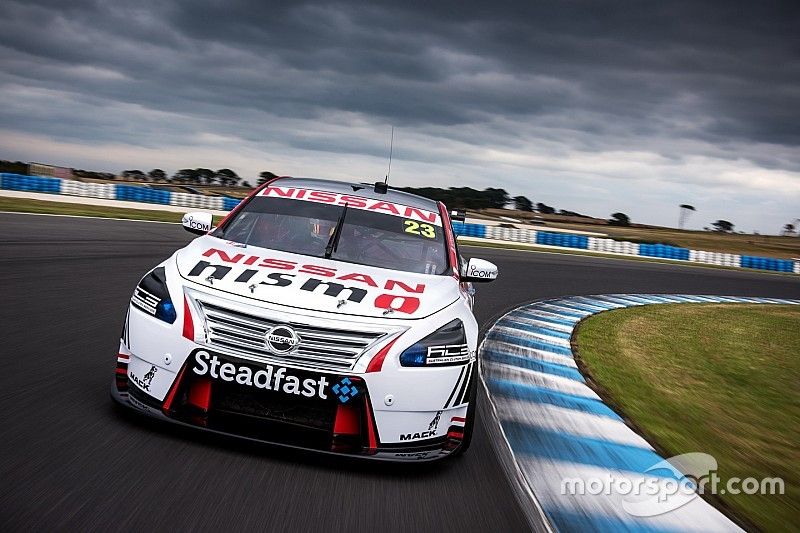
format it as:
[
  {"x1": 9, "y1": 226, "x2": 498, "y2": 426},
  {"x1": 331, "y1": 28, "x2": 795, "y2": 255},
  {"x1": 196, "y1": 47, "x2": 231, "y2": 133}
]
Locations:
[{"x1": 404, "y1": 220, "x2": 436, "y2": 238}]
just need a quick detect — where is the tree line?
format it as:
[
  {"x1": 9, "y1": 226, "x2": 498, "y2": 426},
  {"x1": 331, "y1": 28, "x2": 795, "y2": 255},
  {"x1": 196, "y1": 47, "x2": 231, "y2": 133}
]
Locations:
[
  {"x1": 394, "y1": 186, "x2": 513, "y2": 210},
  {"x1": 2, "y1": 159, "x2": 762, "y2": 233},
  {"x1": 393, "y1": 185, "x2": 601, "y2": 220},
  {"x1": 118, "y1": 168, "x2": 249, "y2": 187}
]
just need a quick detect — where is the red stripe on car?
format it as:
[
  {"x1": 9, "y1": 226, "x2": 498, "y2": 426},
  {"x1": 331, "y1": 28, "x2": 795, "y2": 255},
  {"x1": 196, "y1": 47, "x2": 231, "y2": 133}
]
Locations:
[
  {"x1": 187, "y1": 377, "x2": 212, "y2": 412},
  {"x1": 162, "y1": 366, "x2": 187, "y2": 413},
  {"x1": 182, "y1": 296, "x2": 194, "y2": 340},
  {"x1": 366, "y1": 335, "x2": 402, "y2": 373},
  {"x1": 333, "y1": 403, "x2": 360, "y2": 435},
  {"x1": 438, "y1": 201, "x2": 460, "y2": 281},
  {"x1": 363, "y1": 396, "x2": 378, "y2": 450}
]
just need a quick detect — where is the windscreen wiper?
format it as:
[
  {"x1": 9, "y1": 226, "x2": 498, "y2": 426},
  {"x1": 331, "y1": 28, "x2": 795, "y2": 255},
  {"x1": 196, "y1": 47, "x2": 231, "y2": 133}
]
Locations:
[{"x1": 324, "y1": 203, "x2": 348, "y2": 259}]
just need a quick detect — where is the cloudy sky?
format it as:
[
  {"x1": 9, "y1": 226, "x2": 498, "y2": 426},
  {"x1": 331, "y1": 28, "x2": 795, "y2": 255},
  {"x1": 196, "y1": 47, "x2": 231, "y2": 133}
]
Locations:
[{"x1": 1, "y1": 0, "x2": 798, "y2": 232}]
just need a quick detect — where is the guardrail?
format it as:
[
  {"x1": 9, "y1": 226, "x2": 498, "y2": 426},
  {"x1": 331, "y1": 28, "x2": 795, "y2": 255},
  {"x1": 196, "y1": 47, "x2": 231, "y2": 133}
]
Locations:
[
  {"x1": 454, "y1": 222, "x2": 800, "y2": 274},
  {"x1": 0, "y1": 173, "x2": 241, "y2": 212},
  {"x1": 2, "y1": 172, "x2": 797, "y2": 274}
]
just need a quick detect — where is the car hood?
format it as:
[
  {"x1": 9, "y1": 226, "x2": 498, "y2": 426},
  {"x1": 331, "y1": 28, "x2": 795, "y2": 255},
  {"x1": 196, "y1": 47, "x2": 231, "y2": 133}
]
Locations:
[{"x1": 175, "y1": 236, "x2": 460, "y2": 320}]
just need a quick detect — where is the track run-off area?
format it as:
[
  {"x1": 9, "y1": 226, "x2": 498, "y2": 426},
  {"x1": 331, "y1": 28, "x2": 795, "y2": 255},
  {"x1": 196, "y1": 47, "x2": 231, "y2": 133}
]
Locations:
[{"x1": 1, "y1": 212, "x2": 798, "y2": 532}]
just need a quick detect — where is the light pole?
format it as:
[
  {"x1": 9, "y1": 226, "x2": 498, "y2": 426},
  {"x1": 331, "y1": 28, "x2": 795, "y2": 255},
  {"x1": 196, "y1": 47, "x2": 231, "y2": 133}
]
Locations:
[{"x1": 679, "y1": 204, "x2": 696, "y2": 230}]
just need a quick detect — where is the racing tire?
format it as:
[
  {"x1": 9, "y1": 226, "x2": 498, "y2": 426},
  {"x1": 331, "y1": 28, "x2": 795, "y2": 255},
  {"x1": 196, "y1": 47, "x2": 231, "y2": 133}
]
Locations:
[{"x1": 452, "y1": 362, "x2": 478, "y2": 457}]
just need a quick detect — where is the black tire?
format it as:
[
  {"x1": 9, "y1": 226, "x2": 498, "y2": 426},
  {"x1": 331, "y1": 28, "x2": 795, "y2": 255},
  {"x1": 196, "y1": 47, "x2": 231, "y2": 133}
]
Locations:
[{"x1": 452, "y1": 362, "x2": 478, "y2": 456}]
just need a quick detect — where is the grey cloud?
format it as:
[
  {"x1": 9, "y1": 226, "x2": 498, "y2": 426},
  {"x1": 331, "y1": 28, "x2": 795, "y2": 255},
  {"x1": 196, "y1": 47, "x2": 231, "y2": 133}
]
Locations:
[
  {"x1": 3, "y1": 0, "x2": 797, "y2": 148},
  {"x1": 0, "y1": 0, "x2": 798, "y2": 231}
]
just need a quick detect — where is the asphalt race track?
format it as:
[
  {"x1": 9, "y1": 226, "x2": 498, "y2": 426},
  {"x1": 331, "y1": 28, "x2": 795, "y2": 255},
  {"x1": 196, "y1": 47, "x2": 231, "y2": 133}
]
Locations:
[{"x1": 1, "y1": 213, "x2": 799, "y2": 532}]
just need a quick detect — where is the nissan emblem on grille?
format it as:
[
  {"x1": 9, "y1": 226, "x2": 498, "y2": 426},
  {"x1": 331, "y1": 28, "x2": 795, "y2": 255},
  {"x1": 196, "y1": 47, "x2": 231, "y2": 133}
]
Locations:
[
  {"x1": 196, "y1": 298, "x2": 387, "y2": 371},
  {"x1": 264, "y1": 325, "x2": 300, "y2": 354}
]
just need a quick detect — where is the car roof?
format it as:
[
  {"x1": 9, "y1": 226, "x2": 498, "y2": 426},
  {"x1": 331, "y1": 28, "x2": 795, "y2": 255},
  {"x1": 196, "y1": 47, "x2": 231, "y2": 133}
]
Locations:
[{"x1": 270, "y1": 176, "x2": 440, "y2": 212}]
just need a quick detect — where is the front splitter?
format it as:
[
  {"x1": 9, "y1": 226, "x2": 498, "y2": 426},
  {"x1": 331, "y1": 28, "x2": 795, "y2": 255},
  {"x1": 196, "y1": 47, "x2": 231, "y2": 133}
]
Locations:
[{"x1": 111, "y1": 381, "x2": 458, "y2": 462}]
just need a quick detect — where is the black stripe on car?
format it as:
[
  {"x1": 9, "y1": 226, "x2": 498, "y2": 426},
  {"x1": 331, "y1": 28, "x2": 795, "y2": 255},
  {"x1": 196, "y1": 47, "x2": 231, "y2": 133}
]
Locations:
[
  {"x1": 452, "y1": 362, "x2": 472, "y2": 406},
  {"x1": 443, "y1": 366, "x2": 466, "y2": 408}
]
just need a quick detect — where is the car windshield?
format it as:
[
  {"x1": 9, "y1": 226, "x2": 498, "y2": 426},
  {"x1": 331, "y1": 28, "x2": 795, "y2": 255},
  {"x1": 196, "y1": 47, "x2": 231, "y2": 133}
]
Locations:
[{"x1": 214, "y1": 193, "x2": 448, "y2": 275}]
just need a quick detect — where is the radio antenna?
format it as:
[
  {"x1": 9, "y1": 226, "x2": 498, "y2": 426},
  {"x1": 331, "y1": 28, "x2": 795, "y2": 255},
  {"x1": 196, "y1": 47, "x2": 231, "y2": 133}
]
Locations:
[
  {"x1": 385, "y1": 126, "x2": 394, "y2": 185},
  {"x1": 374, "y1": 126, "x2": 393, "y2": 194}
]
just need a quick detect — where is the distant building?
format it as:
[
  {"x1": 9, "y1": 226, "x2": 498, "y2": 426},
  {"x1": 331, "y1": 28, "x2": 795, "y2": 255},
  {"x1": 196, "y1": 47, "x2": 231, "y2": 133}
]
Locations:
[{"x1": 28, "y1": 162, "x2": 73, "y2": 180}]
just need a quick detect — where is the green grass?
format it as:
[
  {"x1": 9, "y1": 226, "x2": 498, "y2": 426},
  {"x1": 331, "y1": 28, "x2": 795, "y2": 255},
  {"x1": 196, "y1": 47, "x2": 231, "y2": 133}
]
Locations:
[
  {"x1": 575, "y1": 304, "x2": 800, "y2": 532},
  {"x1": 0, "y1": 197, "x2": 224, "y2": 224}
]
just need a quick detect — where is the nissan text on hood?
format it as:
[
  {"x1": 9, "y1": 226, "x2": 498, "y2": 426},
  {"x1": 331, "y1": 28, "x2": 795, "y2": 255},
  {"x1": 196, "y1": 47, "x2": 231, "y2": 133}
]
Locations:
[{"x1": 112, "y1": 176, "x2": 498, "y2": 461}]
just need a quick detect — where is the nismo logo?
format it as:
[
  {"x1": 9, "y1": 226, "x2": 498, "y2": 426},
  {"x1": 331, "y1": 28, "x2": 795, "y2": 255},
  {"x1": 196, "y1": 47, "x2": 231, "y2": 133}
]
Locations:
[{"x1": 187, "y1": 248, "x2": 427, "y2": 314}]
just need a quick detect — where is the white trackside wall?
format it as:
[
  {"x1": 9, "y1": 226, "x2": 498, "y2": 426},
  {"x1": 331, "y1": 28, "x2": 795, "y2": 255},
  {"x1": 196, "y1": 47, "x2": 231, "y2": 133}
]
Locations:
[
  {"x1": 3, "y1": 173, "x2": 797, "y2": 274},
  {"x1": 123, "y1": 251, "x2": 479, "y2": 447}
]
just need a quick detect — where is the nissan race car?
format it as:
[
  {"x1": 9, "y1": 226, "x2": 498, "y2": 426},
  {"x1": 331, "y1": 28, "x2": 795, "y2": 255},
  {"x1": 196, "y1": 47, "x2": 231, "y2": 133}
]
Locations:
[{"x1": 112, "y1": 177, "x2": 498, "y2": 461}]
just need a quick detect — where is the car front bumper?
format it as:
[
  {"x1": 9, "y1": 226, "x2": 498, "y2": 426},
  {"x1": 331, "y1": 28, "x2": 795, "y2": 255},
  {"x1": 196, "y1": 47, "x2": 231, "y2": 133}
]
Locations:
[{"x1": 112, "y1": 350, "x2": 467, "y2": 462}]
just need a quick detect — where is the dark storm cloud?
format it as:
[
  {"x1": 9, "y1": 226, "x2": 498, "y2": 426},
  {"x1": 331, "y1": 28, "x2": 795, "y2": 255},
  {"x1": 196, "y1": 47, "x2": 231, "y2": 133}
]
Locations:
[
  {"x1": 154, "y1": 0, "x2": 800, "y2": 143},
  {"x1": 0, "y1": 0, "x2": 799, "y2": 190},
  {"x1": 2, "y1": 0, "x2": 797, "y2": 142}
]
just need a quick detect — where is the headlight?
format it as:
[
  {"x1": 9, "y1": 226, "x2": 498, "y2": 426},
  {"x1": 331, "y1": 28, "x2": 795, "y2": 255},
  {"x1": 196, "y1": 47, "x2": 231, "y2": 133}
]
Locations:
[
  {"x1": 399, "y1": 319, "x2": 469, "y2": 367},
  {"x1": 131, "y1": 267, "x2": 177, "y2": 324}
]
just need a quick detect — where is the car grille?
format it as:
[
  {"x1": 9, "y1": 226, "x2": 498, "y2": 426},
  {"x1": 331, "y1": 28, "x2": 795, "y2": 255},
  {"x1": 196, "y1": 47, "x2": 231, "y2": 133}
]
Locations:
[
  {"x1": 195, "y1": 299, "x2": 387, "y2": 371},
  {"x1": 213, "y1": 384, "x2": 337, "y2": 431}
]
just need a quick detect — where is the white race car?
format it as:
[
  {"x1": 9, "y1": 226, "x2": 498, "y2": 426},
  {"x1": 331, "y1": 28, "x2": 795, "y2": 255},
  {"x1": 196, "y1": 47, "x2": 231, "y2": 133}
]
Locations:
[{"x1": 112, "y1": 177, "x2": 498, "y2": 461}]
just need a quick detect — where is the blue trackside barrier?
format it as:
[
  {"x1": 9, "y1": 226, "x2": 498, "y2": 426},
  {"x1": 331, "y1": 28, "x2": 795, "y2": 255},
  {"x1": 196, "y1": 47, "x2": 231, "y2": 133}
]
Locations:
[
  {"x1": 536, "y1": 231, "x2": 588, "y2": 249},
  {"x1": 0, "y1": 173, "x2": 62, "y2": 194},
  {"x1": 3, "y1": 176, "x2": 798, "y2": 276},
  {"x1": 638, "y1": 243, "x2": 690, "y2": 261},
  {"x1": 114, "y1": 184, "x2": 171, "y2": 205},
  {"x1": 452, "y1": 222, "x2": 487, "y2": 238},
  {"x1": 222, "y1": 197, "x2": 241, "y2": 211},
  {"x1": 740, "y1": 255, "x2": 794, "y2": 273}
]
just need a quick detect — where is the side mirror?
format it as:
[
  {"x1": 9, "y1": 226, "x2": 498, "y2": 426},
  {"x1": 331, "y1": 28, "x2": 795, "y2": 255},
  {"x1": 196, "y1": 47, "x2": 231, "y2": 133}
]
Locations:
[
  {"x1": 462, "y1": 258, "x2": 498, "y2": 283},
  {"x1": 182, "y1": 212, "x2": 213, "y2": 235}
]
